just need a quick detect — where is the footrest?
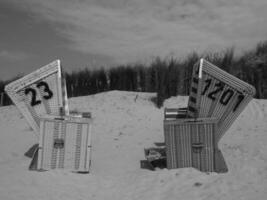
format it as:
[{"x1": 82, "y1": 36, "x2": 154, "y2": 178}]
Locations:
[{"x1": 142, "y1": 147, "x2": 166, "y2": 170}]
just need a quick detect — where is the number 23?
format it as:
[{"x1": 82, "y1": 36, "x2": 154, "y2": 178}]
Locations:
[{"x1": 24, "y1": 81, "x2": 53, "y2": 106}]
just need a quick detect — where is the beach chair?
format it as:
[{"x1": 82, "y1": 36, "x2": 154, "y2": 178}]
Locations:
[
  {"x1": 163, "y1": 58, "x2": 255, "y2": 173},
  {"x1": 5, "y1": 60, "x2": 94, "y2": 173}
]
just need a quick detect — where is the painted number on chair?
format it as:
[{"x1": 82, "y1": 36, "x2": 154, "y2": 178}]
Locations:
[
  {"x1": 201, "y1": 78, "x2": 245, "y2": 112},
  {"x1": 24, "y1": 81, "x2": 53, "y2": 106}
]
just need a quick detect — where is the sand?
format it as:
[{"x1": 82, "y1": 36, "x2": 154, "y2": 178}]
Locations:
[{"x1": 0, "y1": 91, "x2": 267, "y2": 200}]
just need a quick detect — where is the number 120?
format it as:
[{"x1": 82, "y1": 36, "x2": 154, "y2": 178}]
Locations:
[{"x1": 201, "y1": 78, "x2": 245, "y2": 112}]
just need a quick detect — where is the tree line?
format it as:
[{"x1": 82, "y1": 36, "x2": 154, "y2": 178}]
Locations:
[{"x1": 1, "y1": 40, "x2": 267, "y2": 107}]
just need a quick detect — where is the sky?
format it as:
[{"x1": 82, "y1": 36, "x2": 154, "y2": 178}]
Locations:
[{"x1": 0, "y1": 0, "x2": 267, "y2": 80}]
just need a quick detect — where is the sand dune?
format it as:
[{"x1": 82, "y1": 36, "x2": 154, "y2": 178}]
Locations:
[{"x1": 0, "y1": 91, "x2": 266, "y2": 200}]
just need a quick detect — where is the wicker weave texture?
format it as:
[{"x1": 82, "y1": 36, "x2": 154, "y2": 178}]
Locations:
[
  {"x1": 164, "y1": 118, "x2": 226, "y2": 172},
  {"x1": 37, "y1": 115, "x2": 92, "y2": 172}
]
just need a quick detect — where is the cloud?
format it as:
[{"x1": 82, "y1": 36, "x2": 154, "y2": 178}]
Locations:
[
  {"x1": 7, "y1": 0, "x2": 267, "y2": 64},
  {"x1": 0, "y1": 50, "x2": 31, "y2": 61}
]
